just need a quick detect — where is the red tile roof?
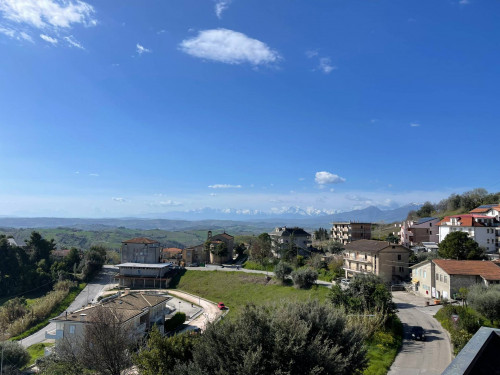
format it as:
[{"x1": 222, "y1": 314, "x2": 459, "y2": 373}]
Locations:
[
  {"x1": 122, "y1": 237, "x2": 159, "y2": 244},
  {"x1": 436, "y1": 214, "x2": 494, "y2": 227},
  {"x1": 162, "y1": 247, "x2": 182, "y2": 254},
  {"x1": 433, "y1": 259, "x2": 500, "y2": 281}
]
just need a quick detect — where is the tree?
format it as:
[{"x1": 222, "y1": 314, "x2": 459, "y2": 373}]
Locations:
[
  {"x1": 175, "y1": 301, "x2": 368, "y2": 375},
  {"x1": 81, "y1": 245, "x2": 107, "y2": 281},
  {"x1": 210, "y1": 242, "x2": 228, "y2": 257},
  {"x1": 274, "y1": 261, "x2": 293, "y2": 283},
  {"x1": 327, "y1": 241, "x2": 345, "y2": 254},
  {"x1": 438, "y1": 231, "x2": 486, "y2": 260},
  {"x1": 468, "y1": 284, "x2": 500, "y2": 324},
  {"x1": 55, "y1": 306, "x2": 138, "y2": 375},
  {"x1": 133, "y1": 326, "x2": 197, "y2": 375},
  {"x1": 415, "y1": 201, "x2": 435, "y2": 218},
  {"x1": 249, "y1": 233, "x2": 272, "y2": 265},
  {"x1": 26, "y1": 231, "x2": 55, "y2": 264},
  {"x1": 234, "y1": 243, "x2": 246, "y2": 257},
  {"x1": 385, "y1": 233, "x2": 399, "y2": 244},
  {"x1": 314, "y1": 228, "x2": 329, "y2": 241},
  {"x1": 0, "y1": 341, "x2": 30, "y2": 372},
  {"x1": 290, "y1": 268, "x2": 318, "y2": 288},
  {"x1": 65, "y1": 248, "x2": 81, "y2": 271}
]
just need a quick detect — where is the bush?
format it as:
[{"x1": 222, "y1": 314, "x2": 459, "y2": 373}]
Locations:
[
  {"x1": 290, "y1": 268, "x2": 318, "y2": 289},
  {"x1": 468, "y1": 284, "x2": 500, "y2": 325},
  {"x1": 0, "y1": 341, "x2": 30, "y2": 370},
  {"x1": 165, "y1": 312, "x2": 186, "y2": 332},
  {"x1": 274, "y1": 261, "x2": 293, "y2": 283}
]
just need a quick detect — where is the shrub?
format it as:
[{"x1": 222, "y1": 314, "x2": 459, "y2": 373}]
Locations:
[
  {"x1": 165, "y1": 312, "x2": 186, "y2": 332},
  {"x1": 468, "y1": 284, "x2": 500, "y2": 325},
  {"x1": 0, "y1": 341, "x2": 30, "y2": 370},
  {"x1": 290, "y1": 268, "x2": 318, "y2": 289},
  {"x1": 274, "y1": 262, "x2": 293, "y2": 283}
]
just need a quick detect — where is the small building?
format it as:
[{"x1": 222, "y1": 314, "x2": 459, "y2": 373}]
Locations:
[
  {"x1": 269, "y1": 227, "x2": 312, "y2": 257},
  {"x1": 343, "y1": 239, "x2": 411, "y2": 283},
  {"x1": 121, "y1": 237, "x2": 161, "y2": 264},
  {"x1": 161, "y1": 247, "x2": 183, "y2": 264},
  {"x1": 182, "y1": 244, "x2": 207, "y2": 266},
  {"x1": 115, "y1": 263, "x2": 173, "y2": 288},
  {"x1": 331, "y1": 222, "x2": 371, "y2": 245},
  {"x1": 398, "y1": 217, "x2": 440, "y2": 248},
  {"x1": 181, "y1": 231, "x2": 235, "y2": 265},
  {"x1": 45, "y1": 292, "x2": 171, "y2": 343},
  {"x1": 410, "y1": 259, "x2": 500, "y2": 300}
]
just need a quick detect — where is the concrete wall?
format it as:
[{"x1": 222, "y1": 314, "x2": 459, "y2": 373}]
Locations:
[{"x1": 121, "y1": 242, "x2": 160, "y2": 264}]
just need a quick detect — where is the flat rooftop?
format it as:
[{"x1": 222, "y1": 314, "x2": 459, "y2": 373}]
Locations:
[{"x1": 117, "y1": 263, "x2": 173, "y2": 268}]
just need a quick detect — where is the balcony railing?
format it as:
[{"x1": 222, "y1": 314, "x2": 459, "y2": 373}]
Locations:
[{"x1": 45, "y1": 329, "x2": 64, "y2": 340}]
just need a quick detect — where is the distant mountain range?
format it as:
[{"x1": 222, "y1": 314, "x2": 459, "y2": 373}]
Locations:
[{"x1": 0, "y1": 203, "x2": 421, "y2": 231}]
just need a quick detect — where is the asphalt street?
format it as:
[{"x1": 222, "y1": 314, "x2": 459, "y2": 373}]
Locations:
[
  {"x1": 388, "y1": 291, "x2": 452, "y2": 375},
  {"x1": 20, "y1": 266, "x2": 118, "y2": 348}
]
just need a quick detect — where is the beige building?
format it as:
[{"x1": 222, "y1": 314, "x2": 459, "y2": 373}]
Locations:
[
  {"x1": 410, "y1": 259, "x2": 500, "y2": 300},
  {"x1": 46, "y1": 292, "x2": 170, "y2": 343},
  {"x1": 397, "y1": 217, "x2": 440, "y2": 248},
  {"x1": 331, "y1": 222, "x2": 371, "y2": 245},
  {"x1": 161, "y1": 247, "x2": 183, "y2": 264},
  {"x1": 343, "y1": 240, "x2": 411, "y2": 283},
  {"x1": 121, "y1": 237, "x2": 161, "y2": 264},
  {"x1": 182, "y1": 231, "x2": 234, "y2": 265},
  {"x1": 269, "y1": 227, "x2": 312, "y2": 257}
]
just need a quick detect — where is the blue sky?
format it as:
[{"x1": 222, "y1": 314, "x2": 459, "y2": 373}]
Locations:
[{"x1": 0, "y1": 0, "x2": 499, "y2": 218}]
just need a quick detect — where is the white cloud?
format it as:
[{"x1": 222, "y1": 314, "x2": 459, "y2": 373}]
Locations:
[
  {"x1": 459, "y1": 0, "x2": 469, "y2": 4},
  {"x1": 315, "y1": 171, "x2": 346, "y2": 185},
  {"x1": 208, "y1": 184, "x2": 242, "y2": 189},
  {"x1": 20, "y1": 31, "x2": 32, "y2": 42},
  {"x1": 0, "y1": 0, "x2": 95, "y2": 29},
  {"x1": 410, "y1": 123, "x2": 420, "y2": 127},
  {"x1": 157, "y1": 29, "x2": 166, "y2": 34},
  {"x1": 305, "y1": 50, "x2": 318, "y2": 58},
  {"x1": 298, "y1": 177, "x2": 305, "y2": 181},
  {"x1": 319, "y1": 57, "x2": 336, "y2": 74},
  {"x1": 0, "y1": 26, "x2": 14, "y2": 37},
  {"x1": 0, "y1": 26, "x2": 33, "y2": 42},
  {"x1": 40, "y1": 33, "x2": 57, "y2": 44},
  {"x1": 136, "y1": 43, "x2": 151, "y2": 55},
  {"x1": 64, "y1": 35, "x2": 83, "y2": 49},
  {"x1": 88, "y1": 173, "x2": 99, "y2": 177},
  {"x1": 112, "y1": 197, "x2": 126, "y2": 202},
  {"x1": 180, "y1": 28, "x2": 280, "y2": 65},
  {"x1": 210, "y1": 193, "x2": 217, "y2": 196},
  {"x1": 158, "y1": 200, "x2": 182, "y2": 206},
  {"x1": 215, "y1": 0, "x2": 231, "y2": 19},
  {"x1": 330, "y1": 188, "x2": 335, "y2": 192}
]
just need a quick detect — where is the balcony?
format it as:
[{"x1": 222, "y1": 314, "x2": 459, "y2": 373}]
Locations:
[
  {"x1": 343, "y1": 267, "x2": 372, "y2": 275},
  {"x1": 45, "y1": 329, "x2": 64, "y2": 340}
]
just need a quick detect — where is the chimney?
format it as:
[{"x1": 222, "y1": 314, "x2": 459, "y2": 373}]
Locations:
[{"x1": 80, "y1": 313, "x2": 87, "y2": 322}]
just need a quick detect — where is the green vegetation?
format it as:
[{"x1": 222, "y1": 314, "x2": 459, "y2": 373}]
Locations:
[
  {"x1": 363, "y1": 317, "x2": 403, "y2": 375},
  {"x1": 165, "y1": 312, "x2": 186, "y2": 332},
  {"x1": 0, "y1": 341, "x2": 30, "y2": 373},
  {"x1": 242, "y1": 259, "x2": 274, "y2": 271},
  {"x1": 290, "y1": 267, "x2": 318, "y2": 288},
  {"x1": 169, "y1": 270, "x2": 329, "y2": 315},
  {"x1": 26, "y1": 343, "x2": 53, "y2": 367},
  {"x1": 438, "y1": 231, "x2": 486, "y2": 260}
]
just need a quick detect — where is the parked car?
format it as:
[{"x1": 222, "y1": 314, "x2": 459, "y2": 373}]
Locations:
[
  {"x1": 411, "y1": 326, "x2": 425, "y2": 341},
  {"x1": 340, "y1": 278, "x2": 350, "y2": 285},
  {"x1": 217, "y1": 302, "x2": 226, "y2": 310}
]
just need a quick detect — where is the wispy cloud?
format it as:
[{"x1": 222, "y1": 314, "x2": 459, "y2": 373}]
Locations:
[
  {"x1": 158, "y1": 200, "x2": 182, "y2": 206},
  {"x1": 180, "y1": 28, "x2": 280, "y2": 66},
  {"x1": 136, "y1": 43, "x2": 151, "y2": 55},
  {"x1": 0, "y1": 0, "x2": 95, "y2": 29},
  {"x1": 318, "y1": 57, "x2": 336, "y2": 74},
  {"x1": 64, "y1": 35, "x2": 84, "y2": 49},
  {"x1": 305, "y1": 50, "x2": 318, "y2": 58},
  {"x1": 0, "y1": 27, "x2": 33, "y2": 42},
  {"x1": 112, "y1": 197, "x2": 126, "y2": 202},
  {"x1": 208, "y1": 184, "x2": 242, "y2": 189},
  {"x1": 298, "y1": 177, "x2": 305, "y2": 181},
  {"x1": 215, "y1": 0, "x2": 231, "y2": 19},
  {"x1": 40, "y1": 34, "x2": 57, "y2": 44},
  {"x1": 315, "y1": 171, "x2": 346, "y2": 185},
  {"x1": 88, "y1": 173, "x2": 99, "y2": 177},
  {"x1": 459, "y1": 0, "x2": 469, "y2": 4},
  {"x1": 410, "y1": 123, "x2": 420, "y2": 127}
]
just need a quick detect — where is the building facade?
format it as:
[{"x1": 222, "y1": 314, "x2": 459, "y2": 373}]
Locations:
[
  {"x1": 470, "y1": 204, "x2": 500, "y2": 254},
  {"x1": 331, "y1": 222, "x2": 371, "y2": 245},
  {"x1": 181, "y1": 231, "x2": 234, "y2": 265},
  {"x1": 410, "y1": 259, "x2": 500, "y2": 300},
  {"x1": 398, "y1": 217, "x2": 440, "y2": 248},
  {"x1": 342, "y1": 239, "x2": 411, "y2": 283},
  {"x1": 269, "y1": 227, "x2": 312, "y2": 257},
  {"x1": 121, "y1": 237, "x2": 161, "y2": 264},
  {"x1": 437, "y1": 215, "x2": 498, "y2": 254}
]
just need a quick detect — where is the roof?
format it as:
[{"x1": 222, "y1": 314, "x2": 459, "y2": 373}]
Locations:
[
  {"x1": 122, "y1": 237, "x2": 159, "y2": 244},
  {"x1": 436, "y1": 214, "x2": 496, "y2": 227},
  {"x1": 470, "y1": 204, "x2": 500, "y2": 213},
  {"x1": 117, "y1": 263, "x2": 172, "y2": 268},
  {"x1": 415, "y1": 217, "x2": 438, "y2": 225},
  {"x1": 344, "y1": 239, "x2": 408, "y2": 253},
  {"x1": 162, "y1": 247, "x2": 182, "y2": 254},
  {"x1": 433, "y1": 259, "x2": 500, "y2": 281},
  {"x1": 212, "y1": 232, "x2": 234, "y2": 240},
  {"x1": 270, "y1": 227, "x2": 311, "y2": 237}
]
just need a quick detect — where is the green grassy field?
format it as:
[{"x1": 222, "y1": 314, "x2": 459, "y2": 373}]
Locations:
[
  {"x1": 170, "y1": 270, "x2": 330, "y2": 315},
  {"x1": 26, "y1": 343, "x2": 53, "y2": 367}
]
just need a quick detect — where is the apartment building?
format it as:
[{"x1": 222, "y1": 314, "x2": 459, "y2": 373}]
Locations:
[
  {"x1": 331, "y1": 222, "x2": 371, "y2": 245},
  {"x1": 470, "y1": 204, "x2": 500, "y2": 254},
  {"x1": 398, "y1": 217, "x2": 440, "y2": 248},
  {"x1": 269, "y1": 227, "x2": 312, "y2": 257},
  {"x1": 343, "y1": 239, "x2": 411, "y2": 283}
]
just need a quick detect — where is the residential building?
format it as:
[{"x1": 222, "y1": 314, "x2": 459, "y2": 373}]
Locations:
[
  {"x1": 45, "y1": 292, "x2": 171, "y2": 343},
  {"x1": 410, "y1": 259, "x2": 500, "y2": 300},
  {"x1": 121, "y1": 237, "x2": 161, "y2": 263},
  {"x1": 331, "y1": 222, "x2": 371, "y2": 245},
  {"x1": 269, "y1": 227, "x2": 312, "y2": 257},
  {"x1": 181, "y1": 231, "x2": 234, "y2": 265},
  {"x1": 470, "y1": 204, "x2": 500, "y2": 254},
  {"x1": 182, "y1": 244, "x2": 207, "y2": 266},
  {"x1": 437, "y1": 214, "x2": 498, "y2": 254},
  {"x1": 397, "y1": 217, "x2": 440, "y2": 248},
  {"x1": 342, "y1": 239, "x2": 411, "y2": 283},
  {"x1": 161, "y1": 247, "x2": 183, "y2": 264}
]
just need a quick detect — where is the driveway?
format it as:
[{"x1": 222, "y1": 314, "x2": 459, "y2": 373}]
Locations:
[
  {"x1": 20, "y1": 266, "x2": 118, "y2": 348},
  {"x1": 388, "y1": 291, "x2": 452, "y2": 375}
]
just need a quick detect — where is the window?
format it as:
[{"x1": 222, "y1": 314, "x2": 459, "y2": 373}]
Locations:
[
  {"x1": 69, "y1": 325, "x2": 75, "y2": 334},
  {"x1": 444, "y1": 276, "x2": 447, "y2": 283},
  {"x1": 392, "y1": 266, "x2": 395, "y2": 273},
  {"x1": 398, "y1": 254, "x2": 401, "y2": 260},
  {"x1": 399, "y1": 266, "x2": 404, "y2": 272},
  {"x1": 430, "y1": 231, "x2": 432, "y2": 235},
  {"x1": 424, "y1": 271, "x2": 427, "y2": 278}
]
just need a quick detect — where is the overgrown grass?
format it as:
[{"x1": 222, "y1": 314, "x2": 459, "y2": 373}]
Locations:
[
  {"x1": 26, "y1": 343, "x2": 53, "y2": 367},
  {"x1": 363, "y1": 316, "x2": 403, "y2": 375},
  {"x1": 10, "y1": 283, "x2": 86, "y2": 341},
  {"x1": 170, "y1": 270, "x2": 329, "y2": 316},
  {"x1": 242, "y1": 260, "x2": 275, "y2": 272}
]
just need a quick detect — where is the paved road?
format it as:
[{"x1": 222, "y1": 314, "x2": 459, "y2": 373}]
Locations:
[
  {"x1": 20, "y1": 266, "x2": 118, "y2": 348},
  {"x1": 185, "y1": 264, "x2": 333, "y2": 287},
  {"x1": 388, "y1": 291, "x2": 452, "y2": 375}
]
